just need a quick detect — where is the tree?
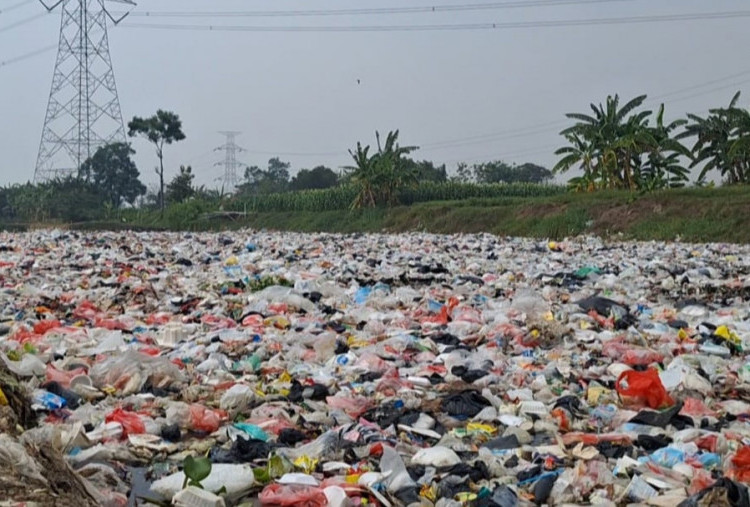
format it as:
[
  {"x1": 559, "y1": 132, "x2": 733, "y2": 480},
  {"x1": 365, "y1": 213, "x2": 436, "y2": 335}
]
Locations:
[
  {"x1": 345, "y1": 130, "x2": 418, "y2": 208},
  {"x1": 79, "y1": 142, "x2": 146, "y2": 208},
  {"x1": 127, "y1": 110, "x2": 186, "y2": 215},
  {"x1": 237, "y1": 158, "x2": 292, "y2": 195},
  {"x1": 679, "y1": 91, "x2": 750, "y2": 184},
  {"x1": 166, "y1": 165, "x2": 196, "y2": 204},
  {"x1": 451, "y1": 162, "x2": 474, "y2": 182},
  {"x1": 267, "y1": 157, "x2": 291, "y2": 190},
  {"x1": 473, "y1": 161, "x2": 515, "y2": 183},
  {"x1": 403, "y1": 159, "x2": 447, "y2": 182},
  {"x1": 514, "y1": 163, "x2": 553, "y2": 183},
  {"x1": 290, "y1": 166, "x2": 339, "y2": 191},
  {"x1": 554, "y1": 95, "x2": 688, "y2": 191},
  {"x1": 640, "y1": 105, "x2": 690, "y2": 190}
]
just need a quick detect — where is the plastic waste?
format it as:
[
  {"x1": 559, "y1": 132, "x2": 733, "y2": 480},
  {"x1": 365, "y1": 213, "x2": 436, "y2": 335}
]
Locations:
[
  {"x1": 258, "y1": 483, "x2": 327, "y2": 506},
  {"x1": 150, "y1": 464, "x2": 255, "y2": 502},
  {"x1": 105, "y1": 408, "x2": 145, "y2": 437},
  {"x1": 616, "y1": 368, "x2": 674, "y2": 409},
  {"x1": 173, "y1": 486, "x2": 226, "y2": 507}
]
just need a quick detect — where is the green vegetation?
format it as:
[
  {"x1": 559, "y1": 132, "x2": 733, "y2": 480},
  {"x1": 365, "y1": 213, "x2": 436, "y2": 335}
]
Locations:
[
  {"x1": 188, "y1": 186, "x2": 750, "y2": 243},
  {"x1": 554, "y1": 95, "x2": 690, "y2": 191},
  {"x1": 78, "y1": 142, "x2": 146, "y2": 208},
  {"x1": 128, "y1": 110, "x2": 186, "y2": 215},
  {"x1": 5, "y1": 92, "x2": 750, "y2": 242},
  {"x1": 344, "y1": 130, "x2": 419, "y2": 208},
  {"x1": 181, "y1": 455, "x2": 212, "y2": 490},
  {"x1": 679, "y1": 91, "x2": 750, "y2": 184}
]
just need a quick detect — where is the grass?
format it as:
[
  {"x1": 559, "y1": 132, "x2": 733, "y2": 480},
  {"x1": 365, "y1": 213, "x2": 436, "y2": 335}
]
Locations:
[{"x1": 11, "y1": 185, "x2": 749, "y2": 243}]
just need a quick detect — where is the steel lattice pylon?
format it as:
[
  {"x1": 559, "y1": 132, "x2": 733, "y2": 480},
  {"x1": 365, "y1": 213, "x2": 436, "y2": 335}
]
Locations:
[
  {"x1": 34, "y1": 0, "x2": 135, "y2": 182},
  {"x1": 215, "y1": 131, "x2": 246, "y2": 191}
]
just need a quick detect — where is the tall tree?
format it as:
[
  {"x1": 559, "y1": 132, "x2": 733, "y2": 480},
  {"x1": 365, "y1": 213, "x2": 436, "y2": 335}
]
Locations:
[
  {"x1": 127, "y1": 110, "x2": 186, "y2": 214},
  {"x1": 79, "y1": 142, "x2": 146, "y2": 208},
  {"x1": 166, "y1": 165, "x2": 196, "y2": 204},
  {"x1": 267, "y1": 157, "x2": 291, "y2": 189}
]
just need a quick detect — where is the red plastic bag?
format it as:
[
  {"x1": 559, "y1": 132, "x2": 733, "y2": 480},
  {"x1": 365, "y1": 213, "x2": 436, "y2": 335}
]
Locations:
[
  {"x1": 188, "y1": 404, "x2": 224, "y2": 433},
  {"x1": 616, "y1": 368, "x2": 674, "y2": 409},
  {"x1": 728, "y1": 446, "x2": 750, "y2": 483},
  {"x1": 33, "y1": 319, "x2": 62, "y2": 335},
  {"x1": 259, "y1": 483, "x2": 327, "y2": 507},
  {"x1": 73, "y1": 300, "x2": 100, "y2": 321},
  {"x1": 105, "y1": 408, "x2": 145, "y2": 437}
]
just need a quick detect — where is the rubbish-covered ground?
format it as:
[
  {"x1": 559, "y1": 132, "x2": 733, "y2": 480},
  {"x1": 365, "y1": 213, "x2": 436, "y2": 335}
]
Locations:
[{"x1": 2, "y1": 230, "x2": 750, "y2": 507}]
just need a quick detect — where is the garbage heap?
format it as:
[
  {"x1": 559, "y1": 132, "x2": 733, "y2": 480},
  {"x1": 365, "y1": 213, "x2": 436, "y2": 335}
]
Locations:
[{"x1": 1, "y1": 230, "x2": 750, "y2": 507}]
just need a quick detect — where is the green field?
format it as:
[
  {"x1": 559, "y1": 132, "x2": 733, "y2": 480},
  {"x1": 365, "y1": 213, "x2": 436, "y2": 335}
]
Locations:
[{"x1": 60, "y1": 186, "x2": 750, "y2": 243}]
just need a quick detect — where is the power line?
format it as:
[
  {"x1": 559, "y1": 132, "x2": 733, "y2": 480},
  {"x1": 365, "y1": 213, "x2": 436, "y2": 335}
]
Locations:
[
  {"x1": 0, "y1": 43, "x2": 55, "y2": 69},
  {"x1": 0, "y1": 10, "x2": 47, "y2": 33},
  {"x1": 121, "y1": 0, "x2": 633, "y2": 18},
  {"x1": 121, "y1": 11, "x2": 750, "y2": 33},
  {"x1": 0, "y1": 0, "x2": 32, "y2": 15},
  {"x1": 418, "y1": 71, "x2": 750, "y2": 152}
]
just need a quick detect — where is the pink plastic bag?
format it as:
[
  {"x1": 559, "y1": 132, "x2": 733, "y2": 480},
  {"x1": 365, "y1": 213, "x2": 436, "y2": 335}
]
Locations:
[
  {"x1": 325, "y1": 395, "x2": 372, "y2": 418},
  {"x1": 46, "y1": 364, "x2": 87, "y2": 388},
  {"x1": 259, "y1": 484, "x2": 327, "y2": 507}
]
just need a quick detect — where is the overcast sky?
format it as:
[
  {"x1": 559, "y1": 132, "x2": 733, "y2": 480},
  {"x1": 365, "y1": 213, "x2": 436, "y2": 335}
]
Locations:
[{"x1": 1, "y1": 0, "x2": 750, "y2": 189}]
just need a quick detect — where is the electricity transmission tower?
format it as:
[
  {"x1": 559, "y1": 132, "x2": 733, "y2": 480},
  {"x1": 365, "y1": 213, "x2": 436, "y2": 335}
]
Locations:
[
  {"x1": 215, "y1": 131, "x2": 246, "y2": 191},
  {"x1": 34, "y1": 0, "x2": 135, "y2": 182}
]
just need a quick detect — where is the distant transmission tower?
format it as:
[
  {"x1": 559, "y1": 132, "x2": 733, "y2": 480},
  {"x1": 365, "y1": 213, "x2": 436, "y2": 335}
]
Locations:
[
  {"x1": 215, "y1": 131, "x2": 246, "y2": 191},
  {"x1": 34, "y1": 0, "x2": 135, "y2": 182}
]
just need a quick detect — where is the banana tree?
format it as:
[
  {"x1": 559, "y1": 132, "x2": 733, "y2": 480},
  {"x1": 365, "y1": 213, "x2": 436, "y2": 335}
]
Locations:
[
  {"x1": 345, "y1": 130, "x2": 418, "y2": 208},
  {"x1": 679, "y1": 91, "x2": 750, "y2": 184}
]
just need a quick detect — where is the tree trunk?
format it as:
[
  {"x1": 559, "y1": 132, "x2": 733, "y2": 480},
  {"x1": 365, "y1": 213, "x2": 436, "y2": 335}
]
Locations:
[{"x1": 159, "y1": 153, "x2": 165, "y2": 216}]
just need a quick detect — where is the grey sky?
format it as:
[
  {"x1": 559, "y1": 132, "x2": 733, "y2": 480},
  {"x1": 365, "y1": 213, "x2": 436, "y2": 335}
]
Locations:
[{"x1": 1, "y1": 0, "x2": 750, "y2": 189}]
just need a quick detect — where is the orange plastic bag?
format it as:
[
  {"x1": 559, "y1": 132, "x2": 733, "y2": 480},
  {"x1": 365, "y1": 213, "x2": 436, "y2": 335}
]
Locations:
[
  {"x1": 105, "y1": 408, "x2": 145, "y2": 437},
  {"x1": 259, "y1": 483, "x2": 327, "y2": 507},
  {"x1": 616, "y1": 368, "x2": 674, "y2": 409}
]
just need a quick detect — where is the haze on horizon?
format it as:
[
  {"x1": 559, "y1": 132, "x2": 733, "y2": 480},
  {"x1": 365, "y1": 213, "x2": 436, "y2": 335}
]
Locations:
[{"x1": 1, "y1": 0, "x2": 749, "y2": 189}]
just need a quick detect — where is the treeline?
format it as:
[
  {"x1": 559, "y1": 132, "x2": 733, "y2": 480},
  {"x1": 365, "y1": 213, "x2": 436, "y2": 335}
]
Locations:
[
  {"x1": 554, "y1": 91, "x2": 750, "y2": 191},
  {"x1": 5, "y1": 89, "x2": 750, "y2": 225}
]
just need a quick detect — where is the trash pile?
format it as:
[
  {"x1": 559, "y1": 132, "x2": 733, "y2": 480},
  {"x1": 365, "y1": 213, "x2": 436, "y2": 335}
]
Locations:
[{"x1": 2, "y1": 229, "x2": 750, "y2": 506}]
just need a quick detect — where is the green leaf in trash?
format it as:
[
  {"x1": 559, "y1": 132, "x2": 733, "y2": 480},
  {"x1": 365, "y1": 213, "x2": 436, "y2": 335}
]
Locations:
[{"x1": 182, "y1": 455, "x2": 212, "y2": 489}]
